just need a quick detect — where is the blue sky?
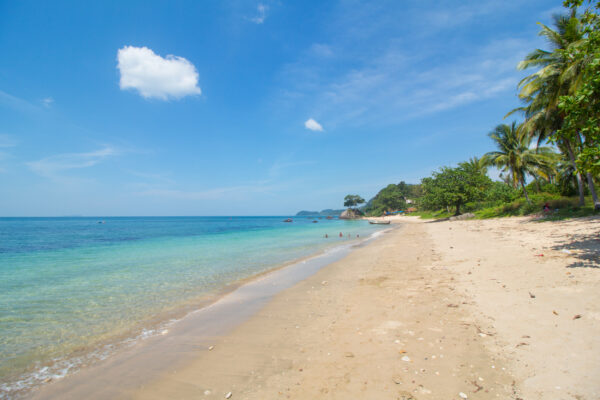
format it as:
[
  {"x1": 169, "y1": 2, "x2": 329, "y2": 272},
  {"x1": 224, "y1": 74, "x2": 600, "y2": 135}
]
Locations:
[{"x1": 1, "y1": 0, "x2": 563, "y2": 216}]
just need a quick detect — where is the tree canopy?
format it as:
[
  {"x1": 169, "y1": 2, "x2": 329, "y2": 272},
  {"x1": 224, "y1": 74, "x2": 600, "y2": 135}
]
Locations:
[
  {"x1": 558, "y1": 0, "x2": 600, "y2": 177},
  {"x1": 420, "y1": 165, "x2": 492, "y2": 215},
  {"x1": 365, "y1": 184, "x2": 406, "y2": 215},
  {"x1": 362, "y1": 181, "x2": 421, "y2": 216},
  {"x1": 343, "y1": 194, "x2": 366, "y2": 208},
  {"x1": 484, "y1": 122, "x2": 558, "y2": 203}
]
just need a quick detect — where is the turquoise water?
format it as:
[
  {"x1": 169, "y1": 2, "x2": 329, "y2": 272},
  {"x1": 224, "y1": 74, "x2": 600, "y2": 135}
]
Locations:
[{"x1": 0, "y1": 216, "x2": 384, "y2": 398}]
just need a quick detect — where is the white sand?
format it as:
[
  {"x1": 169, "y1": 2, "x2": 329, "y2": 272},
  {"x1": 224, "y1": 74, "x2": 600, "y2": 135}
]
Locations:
[{"x1": 128, "y1": 215, "x2": 599, "y2": 399}]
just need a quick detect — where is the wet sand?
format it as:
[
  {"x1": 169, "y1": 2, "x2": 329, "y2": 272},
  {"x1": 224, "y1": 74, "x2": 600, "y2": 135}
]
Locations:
[
  {"x1": 25, "y1": 235, "x2": 385, "y2": 400},
  {"x1": 28, "y1": 216, "x2": 600, "y2": 399}
]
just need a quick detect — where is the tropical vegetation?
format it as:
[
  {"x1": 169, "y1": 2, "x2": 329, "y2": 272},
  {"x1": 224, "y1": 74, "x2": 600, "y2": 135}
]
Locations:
[
  {"x1": 349, "y1": 1, "x2": 599, "y2": 220},
  {"x1": 343, "y1": 194, "x2": 366, "y2": 208},
  {"x1": 421, "y1": 165, "x2": 491, "y2": 215}
]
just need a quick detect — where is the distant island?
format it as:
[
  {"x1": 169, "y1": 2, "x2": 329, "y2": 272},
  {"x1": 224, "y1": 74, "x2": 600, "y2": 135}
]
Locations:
[{"x1": 295, "y1": 209, "x2": 345, "y2": 217}]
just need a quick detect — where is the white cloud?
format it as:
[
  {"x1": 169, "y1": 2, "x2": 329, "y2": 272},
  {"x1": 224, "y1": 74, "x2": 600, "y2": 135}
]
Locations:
[
  {"x1": 277, "y1": 34, "x2": 532, "y2": 130},
  {"x1": 0, "y1": 89, "x2": 40, "y2": 113},
  {"x1": 42, "y1": 97, "x2": 54, "y2": 107},
  {"x1": 117, "y1": 46, "x2": 201, "y2": 100},
  {"x1": 304, "y1": 118, "x2": 323, "y2": 132},
  {"x1": 250, "y1": 3, "x2": 268, "y2": 24},
  {"x1": 27, "y1": 146, "x2": 119, "y2": 178}
]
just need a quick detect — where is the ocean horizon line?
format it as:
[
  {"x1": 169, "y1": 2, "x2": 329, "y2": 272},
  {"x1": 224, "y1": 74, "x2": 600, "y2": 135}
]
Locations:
[{"x1": 0, "y1": 214, "x2": 322, "y2": 218}]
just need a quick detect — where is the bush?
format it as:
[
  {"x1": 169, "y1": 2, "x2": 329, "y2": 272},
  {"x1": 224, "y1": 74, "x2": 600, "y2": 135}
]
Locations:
[
  {"x1": 484, "y1": 181, "x2": 520, "y2": 204},
  {"x1": 541, "y1": 183, "x2": 560, "y2": 194},
  {"x1": 547, "y1": 197, "x2": 581, "y2": 209}
]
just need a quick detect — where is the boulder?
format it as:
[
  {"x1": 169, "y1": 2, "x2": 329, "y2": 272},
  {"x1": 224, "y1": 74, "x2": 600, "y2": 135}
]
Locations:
[
  {"x1": 448, "y1": 212, "x2": 475, "y2": 221},
  {"x1": 339, "y1": 208, "x2": 362, "y2": 219}
]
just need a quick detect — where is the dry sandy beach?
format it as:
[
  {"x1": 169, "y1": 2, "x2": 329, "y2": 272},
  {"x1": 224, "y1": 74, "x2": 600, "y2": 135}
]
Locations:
[
  {"x1": 29, "y1": 215, "x2": 600, "y2": 400},
  {"x1": 125, "y1": 215, "x2": 600, "y2": 400}
]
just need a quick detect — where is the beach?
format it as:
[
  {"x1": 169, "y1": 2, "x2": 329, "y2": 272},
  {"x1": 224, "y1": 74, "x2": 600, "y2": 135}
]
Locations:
[
  {"x1": 0, "y1": 217, "x2": 385, "y2": 399},
  {"x1": 22, "y1": 215, "x2": 600, "y2": 399}
]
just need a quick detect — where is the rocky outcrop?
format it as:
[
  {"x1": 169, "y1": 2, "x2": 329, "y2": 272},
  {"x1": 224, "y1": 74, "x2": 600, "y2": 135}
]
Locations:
[
  {"x1": 339, "y1": 208, "x2": 362, "y2": 219},
  {"x1": 448, "y1": 212, "x2": 475, "y2": 221}
]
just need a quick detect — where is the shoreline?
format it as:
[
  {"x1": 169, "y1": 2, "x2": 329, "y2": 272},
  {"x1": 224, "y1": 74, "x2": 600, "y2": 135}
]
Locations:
[
  {"x1": 22, "y1": 227, "x2": 395, "y2": 400},
  {"x1": 130, "y1": 215, "x2": 598, "y2": 400},
  {"x1": 19, "y1": 215, "x2": 600, "y2": 399}
]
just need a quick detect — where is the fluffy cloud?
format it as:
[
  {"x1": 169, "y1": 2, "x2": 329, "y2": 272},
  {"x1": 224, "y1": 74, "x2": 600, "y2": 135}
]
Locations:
[
  {"x1": 304, "y1": 118, "x2": 323, "y2": 132},
  {"x1": 117, "y1": 46, "x2": 201, "y2": 100}
]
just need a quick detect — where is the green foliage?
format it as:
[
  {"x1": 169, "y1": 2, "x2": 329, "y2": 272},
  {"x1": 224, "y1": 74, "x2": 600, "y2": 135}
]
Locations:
[
  {"x1": 396, "y1": 181, "x2": 422, "y2": 199},
  {"x1": 484, "y1": 122, "x2": 559, "y2": 203},
  {"x1": 556, "y1": 1, "x2": 600, "y2": 175},
  {"x1": 541, "y1": 182, "x2": 561, "y2": 194},
  {"x1": 364, "y1": 181, "x2": 420, "y2": 216},
  {"x1": 459, "y1": 156, "x2": 489, "y2": 176},
  {"x1": 484, "y1": 181, "x2": 521, "y2": 204},
  {"x1": 474, "y1": 193, "x2": 591, "y2": 218},
  {"x1": 343, "y1": 194, "x2": 365, "y2": 208},
  {"x1": 420, "y1": 165, "x2": 492, "y2": 215},
  {"x1": 371, "y1": 184, "x2": 406, "y2": 215},
  {"x1": 410, "y1": 209, "x2": 453, "y2": 220},
  {"x1": 511, "y1": 6, "x2": 595, "y2": 205}
]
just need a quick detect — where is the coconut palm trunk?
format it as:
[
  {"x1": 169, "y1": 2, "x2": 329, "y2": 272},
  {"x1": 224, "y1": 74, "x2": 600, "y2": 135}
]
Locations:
[
  {"x1": 564, "y1": 140, "x2": 586, "y2": 206},
  {"x1": 520, "y1": 177, "x2": 531, "y2": 204},
  {"x1": 586, "y1": 172, "x2": 599, "y2": 209},
  {"x1": 575, "y1": 133, "x2": 600, "y2": 208}
]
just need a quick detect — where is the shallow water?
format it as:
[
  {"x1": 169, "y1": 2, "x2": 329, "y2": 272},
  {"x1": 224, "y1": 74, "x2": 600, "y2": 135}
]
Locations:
[{"x1": 0, "y1": 216, "x2": 384, "y2": 398}]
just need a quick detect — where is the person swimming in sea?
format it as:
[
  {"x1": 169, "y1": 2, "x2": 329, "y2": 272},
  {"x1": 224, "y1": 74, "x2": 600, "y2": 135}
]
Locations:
[{"x1": 339, "y1": 232, "x2": 343, "y2": 237}]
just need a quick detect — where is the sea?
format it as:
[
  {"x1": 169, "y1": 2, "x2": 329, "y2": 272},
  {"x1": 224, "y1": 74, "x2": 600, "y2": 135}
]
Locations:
[{"x1": 0, "y1": 216, "x2": 386, "y2": 398}]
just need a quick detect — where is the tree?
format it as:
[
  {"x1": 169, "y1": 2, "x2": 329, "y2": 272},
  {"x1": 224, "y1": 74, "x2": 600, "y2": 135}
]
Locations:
[
  {"x1": 483, "y1": 122, "x2": 558, "y2": 203},
  {"x1": 363, "y1": 181, "x2": 422, "y2": 216},
  {"x1": 512, "y1": 9, "x2": 591, "y2": 205},
  {"x1": 558, "y1": 0, "x2": 600, "y2": 208},
  {"x1": 459, "y1": 156, "x2": 489, "y2": 176},
  {"x1": 420, "y1": 165, "x2": 492, "y2": 215},
  {"x1": 343, "y1": 194, "x2": 365, "y2": 208},
  {"x1": 485, "y1": 181, "x2": 520, "y2": 204},
  {"x1": 366, "y1": 184, "x2": 407, "y2": 215}
]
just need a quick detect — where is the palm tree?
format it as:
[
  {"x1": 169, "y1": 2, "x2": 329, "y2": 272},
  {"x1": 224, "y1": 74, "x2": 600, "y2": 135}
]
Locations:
[
  {"x1": 556, "y1": 154, "x2": 579, "y2": 195},
  {"x1": 484, "y1": 122, "x2": 558, "y2": 203},
  {"x1": 512, "y1": 11, "x2": 596, "y2": 206},
  {"x1": 459, "y1": 156, "x2": 489, "y2": 176}
]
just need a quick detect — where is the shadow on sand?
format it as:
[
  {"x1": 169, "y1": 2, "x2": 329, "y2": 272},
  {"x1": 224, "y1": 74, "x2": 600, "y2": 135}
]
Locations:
[{"x1": 551, "y1": 232, "x2": 600, "y2": 269}]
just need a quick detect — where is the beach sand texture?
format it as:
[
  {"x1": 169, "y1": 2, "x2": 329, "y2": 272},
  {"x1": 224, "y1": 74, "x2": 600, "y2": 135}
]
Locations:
[{"x1": 31, "y1": 216, "x2": 600, "y2": 399}]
